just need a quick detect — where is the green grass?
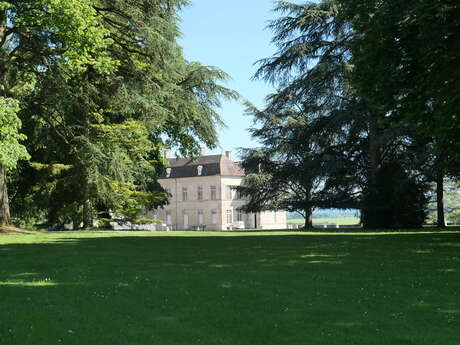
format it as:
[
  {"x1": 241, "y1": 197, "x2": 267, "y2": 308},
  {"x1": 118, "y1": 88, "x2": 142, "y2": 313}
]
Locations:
[
  {"x1": 1, "y1": 230, "x2": 460, "y2": 345},
  {"x1": 288, "y1": 216, "x2": 360, "y2": 225}
]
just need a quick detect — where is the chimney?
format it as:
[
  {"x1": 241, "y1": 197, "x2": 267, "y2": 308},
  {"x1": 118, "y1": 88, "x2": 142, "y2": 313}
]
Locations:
[
  {"x1": 200, "y1": 147, "x2": 206, "y2": 156},
  {"x1": 225, "y1": 151, "x2": 232, "y2": 161}
]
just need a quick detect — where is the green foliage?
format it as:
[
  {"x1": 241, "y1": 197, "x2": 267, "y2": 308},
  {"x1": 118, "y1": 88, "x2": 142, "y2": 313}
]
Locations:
[
  {"x1": 9, "y1": 0, "x2": 237, "y2": 228},
  {"x1": 108, "y1": 180, "x2": 166, "y2": 225},
  {"x1": 0, "y1": 97, "x2": 29, "y2": 168},
  {"x1": 0, "y1": 0, "x2": 128, "y2": 223},
  {"x1": 6, "y1": 0, "x2": 117, "y2": 73},
  {"x1": 238, "y1": 100, "x2": 362, "y2": 224},
  {"x1": 239, "y1": 1, "x2": 363, "y2": 227},
  {"x1": 362, "y1": 161, "x2": 429, "y2": 228},
  {"x1": 337, "y1": 0, "x2": 460, "y2": 175},
  {"x1": 243, "y1": 0, "x2": 434, "y2": 229}
]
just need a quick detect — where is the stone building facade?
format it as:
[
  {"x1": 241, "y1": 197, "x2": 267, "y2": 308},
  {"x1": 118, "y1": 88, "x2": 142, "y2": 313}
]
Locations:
[{"x1": 152, "y1": 151, "x2": 287, "y2": 230}]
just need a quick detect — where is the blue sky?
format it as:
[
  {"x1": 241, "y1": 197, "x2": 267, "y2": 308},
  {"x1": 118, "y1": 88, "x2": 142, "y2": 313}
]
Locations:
[{"x1": 178, "y1": 1, "x2": 282, "y2": 159}]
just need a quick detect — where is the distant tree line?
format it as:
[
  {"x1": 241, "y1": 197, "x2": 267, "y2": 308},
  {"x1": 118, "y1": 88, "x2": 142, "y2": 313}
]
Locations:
[
  {"x1": 0, "y1": 0, "x2": 237, "y2": 228},
  {"x1": 238, "y1": 0, "x2": 460, "y2": 229}
]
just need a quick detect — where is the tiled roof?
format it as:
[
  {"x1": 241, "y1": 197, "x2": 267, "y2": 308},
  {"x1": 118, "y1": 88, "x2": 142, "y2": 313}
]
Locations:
[{"x1": 159, "y1": 154, "x2": 244, "y2": 179}]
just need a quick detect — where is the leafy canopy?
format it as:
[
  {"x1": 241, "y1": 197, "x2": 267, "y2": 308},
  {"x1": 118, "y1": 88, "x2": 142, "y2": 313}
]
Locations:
[
  {"x1": 0, "y1": 97, "x2": 29, "y2": 168},
  {"x1": 1, "y1": 0, "x2": 117, "y2": 73}
]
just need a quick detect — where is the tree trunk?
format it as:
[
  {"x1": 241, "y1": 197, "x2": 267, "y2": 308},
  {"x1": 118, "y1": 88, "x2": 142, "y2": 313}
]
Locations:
[
  {"x1": 368, "y1": 114, "x2": 380, "y2": 189},
  {"x1": 82, "y1": 198, "x2": 93, "y2": 229},
  {"x1": 0, "y1": 164, "x2": 11, "y2": 225},
  {"x1": 436, "y1": 171, "x2": 446, "y2": 229},
  {"x1": 82, "y1": 168, "x2": 93, "y2": 229},
  {"x1": 0, "y1": 11, "x2": 10, "y2": 226},
  {"x1": 304, "y1": 206, "x2": 313, "y2": 229},
  {"x1": 0, "y1": 10, "x2": 6, "y2": 49},
  {"x1": 363, "y1": 113, "x2": 380, "y2": 228}
]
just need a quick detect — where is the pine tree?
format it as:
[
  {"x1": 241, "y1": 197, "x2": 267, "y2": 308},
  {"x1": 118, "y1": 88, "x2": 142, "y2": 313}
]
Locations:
[{"x1": 242, "y1": 0, "x2": 431, "y2": 228}]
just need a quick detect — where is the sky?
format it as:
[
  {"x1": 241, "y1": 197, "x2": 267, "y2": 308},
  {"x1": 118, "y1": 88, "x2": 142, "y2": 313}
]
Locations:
[{"x1": 178, "y1": 1, "x2": 282, "y2": 159}]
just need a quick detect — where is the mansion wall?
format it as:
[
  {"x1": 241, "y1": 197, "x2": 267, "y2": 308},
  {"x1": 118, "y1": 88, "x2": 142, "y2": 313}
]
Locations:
[{"x1": 152, "y1": 174, "x2": 287, "y2": 231}]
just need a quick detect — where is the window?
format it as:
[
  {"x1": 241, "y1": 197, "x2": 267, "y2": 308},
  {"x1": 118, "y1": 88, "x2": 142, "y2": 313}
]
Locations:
[
  {"x1": 166, "y1": 168, "x2": 171, "y2": 178},
  {"x1": 237, "y1": 210, "x2": 244, "y2": 222},
  {"x1": 183, "y1": 211, "x2": 189, "y2": 229},
  {"x1": 166, "y1": 211, "x2": 172, "y2": 225},
  {"x1": 182, "y1": 187, "x2": 188, "y2": 201},
  {"x1": 198, "y1": 210, "x2": 204, "y2": 225},
  {"x1": 197, "y1": 165, "x2": 203, "y2": 176},
  {"x1": 211, "y1": 210, "x2": 218, "y2": 224},
  {"x1": 226, "y1": 186, "x2": 233, "y2": 200},
  {"x1": 210, "y1": 185, "x2": 217, "y2": 200},
  {"x1": 197, "y1": 185, "x2": 203, "y2": 200},
  {"x1": 226, "y1": 209, "x2": 233, "y2": 224}
]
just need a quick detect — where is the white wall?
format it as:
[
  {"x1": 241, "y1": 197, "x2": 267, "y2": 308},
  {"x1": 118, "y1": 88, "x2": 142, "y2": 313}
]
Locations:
[
  {"x1": 153, "y1": 175, "x2": 287, "y2": 231},
  {"x1": 156, "y1": 175, "x2": 223, "y2": 230}
]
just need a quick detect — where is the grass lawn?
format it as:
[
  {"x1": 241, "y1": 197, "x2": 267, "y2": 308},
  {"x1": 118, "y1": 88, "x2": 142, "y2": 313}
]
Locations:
[
  {"x1": 288, "y1": 216, "x2": 361, "y2": 226},
  {"x1": 1, "y1": 230, "x2": 460, "y2": 345}
]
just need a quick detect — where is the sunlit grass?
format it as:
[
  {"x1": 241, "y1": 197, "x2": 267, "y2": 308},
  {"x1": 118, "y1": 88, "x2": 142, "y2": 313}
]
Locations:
[
  {"x1": 288, "y1": 216, "x2": 360, "y2": 225},
  {"x1": 0, "y1": 280, "x2": 57, "y2": 287},
  {"x1": 1, "y1": 230, "x2": 459, "y2": 345}
]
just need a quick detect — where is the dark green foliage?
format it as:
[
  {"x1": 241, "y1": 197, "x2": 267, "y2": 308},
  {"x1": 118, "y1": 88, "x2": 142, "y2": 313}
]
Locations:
[
  {"x1": 362, "y1": 161, "x2": 429, "y2": 229},
  {"x1": 334, "y1": 0, "x2": 460, "y2": 225},
  {"x1": 241, "y1": 0, "x2": 431, "y2": 228},
  {"x1": 337, "y1": 0, "x2": 460, "y2": 176},
  {"x1": 238, "y1": 1, "x2": 362, "y2": 228},
  {"x1": 8, "y1": 0, "x2": 237, "y2": 228},
  {"x1": 238, "y1": 100, "x2": 363, "y2": 228}
]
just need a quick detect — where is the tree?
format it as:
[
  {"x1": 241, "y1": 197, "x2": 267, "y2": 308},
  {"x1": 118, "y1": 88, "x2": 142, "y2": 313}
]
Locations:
[
  {"x1": 336, "y1": 0, "x2": 460, "y2": 227},
  {"x1": 11, "y1": 0, "x2": 237, "y2": 228},
  {"x1": 337, "y1": 0, "x2": 460, "y2": 175},
  {"x1": 0, "y1": 0, "x2": 116, "y2": 224},
  {"x1": 0, "y1": 97, "x2": 29, "y2": 224},
  {"x1": 238, "y1": 100, "x2": 363, "y2": 229},
  {"x1": 237, "y1": 1, "x2": 365, "y2": 228},
  {"x1": 241, "y1": 0, "x2": 431, "y2": 228}
]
